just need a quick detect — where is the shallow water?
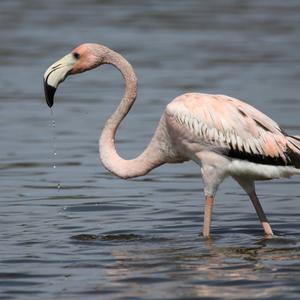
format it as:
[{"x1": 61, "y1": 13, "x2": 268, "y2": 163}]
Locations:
[{"x1": 1, "y1": 1, "x2": 300, "y2": 299}]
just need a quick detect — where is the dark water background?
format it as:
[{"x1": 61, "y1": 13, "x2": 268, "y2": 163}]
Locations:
[{"x1": 1, "y1": 1, "x2": 300, "y2": 299}]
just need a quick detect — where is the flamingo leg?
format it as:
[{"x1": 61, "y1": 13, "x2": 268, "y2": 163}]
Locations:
[
  {"x1": 248, "y1": 191, "x2": 273, "y2": 236},
  {"x1": 234, "y1": 177, "x2": 274, "y2": 236},
  {"x1": 200, "y1": 163, "x2": 225, "y2": 238},
  {"x1": 202, "y1": 195, "x2": 214, "y2": 237}
]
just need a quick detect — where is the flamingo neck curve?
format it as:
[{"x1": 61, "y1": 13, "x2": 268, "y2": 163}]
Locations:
[{"x1": 99, "y1": 49, "x2": 164, "y2": 179}]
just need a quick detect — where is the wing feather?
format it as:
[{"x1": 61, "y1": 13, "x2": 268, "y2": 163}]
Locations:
[{"x1": 166, "y1": 93, "x2": 293, "y2": 166}]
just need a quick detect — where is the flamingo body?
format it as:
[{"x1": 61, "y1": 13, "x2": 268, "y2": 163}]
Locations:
[
  {"x1": 43, "y1": 43, "x2": 300, "y2": 237},
  {"x1": 165, "y1": 93, "x2": 300, "y2": 180}
]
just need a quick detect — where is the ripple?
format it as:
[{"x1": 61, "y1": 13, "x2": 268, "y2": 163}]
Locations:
[
  {"x1": 70, "y1": 234, "x2": 98, "y2": 241},
  {"x1": 0, "y1": 161, "x2": 81, "y2": 170},
  {"x1": 63, "y1": 202, "x2": 142, "y2": 212},
  {"x1": 101, "y1": 233, "x2": 144, "y2": 241}
]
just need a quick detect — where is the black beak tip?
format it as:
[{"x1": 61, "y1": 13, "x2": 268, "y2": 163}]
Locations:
[{"x1": 43, "y1": 79, "x2": 56, "y2": 108}]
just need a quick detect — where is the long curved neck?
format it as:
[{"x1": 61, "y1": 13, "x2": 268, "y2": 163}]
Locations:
[{"x1": 99, "y1": 50, "x2": 164, "y2": 179}]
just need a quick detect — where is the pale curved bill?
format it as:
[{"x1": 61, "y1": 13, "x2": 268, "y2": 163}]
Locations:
[{"x1": 43, "y1": 53, "x2": 75, "y2": 107}]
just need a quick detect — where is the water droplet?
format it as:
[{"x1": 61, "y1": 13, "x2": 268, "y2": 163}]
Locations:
[{"x1": 49, "y1": 108, "x2": 61, "y2": 190}]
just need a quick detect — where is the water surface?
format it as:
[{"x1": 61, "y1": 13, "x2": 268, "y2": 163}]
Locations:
[{"x1": 1, "y1": 1, "x2": 300, "y2": 299}]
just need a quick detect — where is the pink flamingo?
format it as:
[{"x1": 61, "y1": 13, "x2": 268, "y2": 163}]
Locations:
[{"x1": 44, "y1": 43, "x2": 300, "y2": 237}]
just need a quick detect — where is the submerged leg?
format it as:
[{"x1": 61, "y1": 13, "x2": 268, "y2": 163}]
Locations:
[
  {"x1": 203, "y1": 195, "x2": 214, "y2": 237},
  {"x1": 234, "y1": 177, "x2": 273, "y2": 236}
]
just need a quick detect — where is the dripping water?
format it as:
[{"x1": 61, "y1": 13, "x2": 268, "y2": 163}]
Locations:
[{"x1": 50, "y1": 108, "x2": 61, "y2": 191}]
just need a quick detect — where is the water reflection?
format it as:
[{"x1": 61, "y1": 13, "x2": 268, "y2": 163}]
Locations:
[{"x1": 97, "y1": 235, "x2": 299, "y2": 299}]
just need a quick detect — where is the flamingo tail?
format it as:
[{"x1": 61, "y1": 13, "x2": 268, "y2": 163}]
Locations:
[{"x1": 287, "y1": 135, "x2": 300, "y2": 168}]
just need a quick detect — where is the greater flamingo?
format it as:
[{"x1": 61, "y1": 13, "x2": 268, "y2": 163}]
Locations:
[{"x1": 44, "y1": 43, "x2": 300, "y2": 237}]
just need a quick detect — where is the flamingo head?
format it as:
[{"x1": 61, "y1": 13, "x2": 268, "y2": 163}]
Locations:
[{"x1": 43, "y1": 43, "x2": 109, "y2": 107}]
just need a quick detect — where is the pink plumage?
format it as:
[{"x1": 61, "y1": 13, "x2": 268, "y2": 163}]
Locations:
[{"x1": 44, "y1": 43, "x2": 300, "y2": 237}]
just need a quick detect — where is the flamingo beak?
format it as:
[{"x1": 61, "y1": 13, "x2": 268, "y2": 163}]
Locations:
[{"x1": 43, "y1": 53, "x2": 76, "y2": 107}]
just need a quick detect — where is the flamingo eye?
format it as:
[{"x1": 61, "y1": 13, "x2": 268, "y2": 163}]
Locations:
[{"x1": 73, "y1": 52, "x2": 80, "y2": 59}]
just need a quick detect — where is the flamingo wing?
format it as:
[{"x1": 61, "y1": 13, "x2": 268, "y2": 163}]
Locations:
[{"x1": 166, "y1": 93, "x2": 297, "y2": 166}]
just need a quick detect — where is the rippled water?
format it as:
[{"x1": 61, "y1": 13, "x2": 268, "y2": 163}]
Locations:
[{"x1": 1, "y1": 1, "x2": 300, "y2": 299}]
